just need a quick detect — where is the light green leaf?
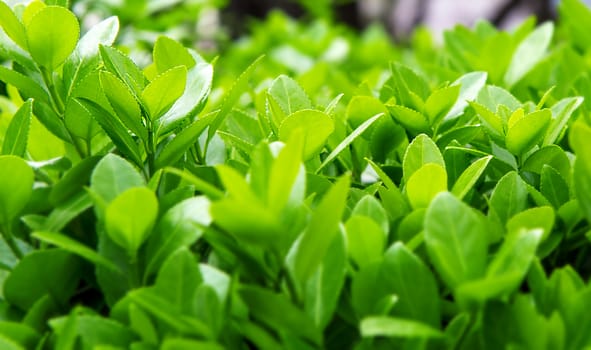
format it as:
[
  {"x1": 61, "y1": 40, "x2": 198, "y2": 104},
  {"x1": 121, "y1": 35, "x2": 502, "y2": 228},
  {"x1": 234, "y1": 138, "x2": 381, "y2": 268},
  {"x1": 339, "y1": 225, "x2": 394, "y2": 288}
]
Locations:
[
  {"x1": 105, "y1": 187, "x2": 158, "y2": 260},
  {"x1": 406, "y1": 163, "x2": 447, "y2": 209},
  {"x1": 387, "y1": 104, "x2": 430, "y2": 134},
  {"x1": 279, "y1": 109, "x2": 334, "y2": 160},
  {"x1": 425, "y1": 85, "x2": 460, "y2": 126},
  {"x1": 445, "y1": 71, "x2": 488, "y2": 119},
  {"x1": 90, "y1": 154, "x2": 145, "y2": 205},
  {"x1": 99, "y1": 45, "x2": 146, "y2": 97},
  {"x1": 506, "y1": 109, "x2": 551, "y2": 155},
  {"x1": 316, "y1": 113, "x2": 382, "y2": 173},
  {"x1": 2, "y1": 100, "x2": 32, "y2": 157},
  {"x1": 293, "y1": 175, "x2": 350, "y2": 283},
  {"x1": 402, "y1": 133, "x2": 445, "y2": 183},
  {"x1": 451, "y1": 155, "x2": 492, "y2": 200},
  {"x1": 506, "y1": 206, "x2": 554, "y2": 241},
  {"x1": 155, "y1": 112, "x2": 216, "y2": 169},
  {"x1": 489, "y1": 171, "x2": 528, "y2": 225},
  {"x1": 25, "y1": 6, "x2": 79, "y2": 69},
  {"x1": 153, "y1": 36, "x2": 196, "y2": 73},
  {"x1": 543, "y1": 97, "x2": 583, "y2": 146},
  {"x1": 425, "y1": 192, "x2": 488, "y2": 289},
  {"x1": 100, "y1": 71, "x2": 146, "y2": 142},
  {"x1": 142, "y1": 65, "x2": 187, "y2": 120},
  {"x1": 0, "y1": 2, "x2": 27, "y2": 49},
  {"x1": 0, "y1": 66, "x2": 50, "y2": 104},
  {"x1": 268, "y1": 75, "x2": 312, "y2": 128},
  {"x1": 345, "y1": 216, "x2": 385, "y2": 267},
  {"x1": 0, "y1": 155, "x2": 34, "y2": 226},
  {"x1": 504, "y1": 22, "x2": 554, "y2": 87}
]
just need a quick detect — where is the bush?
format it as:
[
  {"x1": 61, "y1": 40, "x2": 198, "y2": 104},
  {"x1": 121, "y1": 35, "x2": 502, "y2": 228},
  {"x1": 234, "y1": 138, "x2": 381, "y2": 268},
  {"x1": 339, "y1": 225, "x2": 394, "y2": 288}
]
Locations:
[{"x1": 0, "y1": 0, "x2": 590, "y2": 349}]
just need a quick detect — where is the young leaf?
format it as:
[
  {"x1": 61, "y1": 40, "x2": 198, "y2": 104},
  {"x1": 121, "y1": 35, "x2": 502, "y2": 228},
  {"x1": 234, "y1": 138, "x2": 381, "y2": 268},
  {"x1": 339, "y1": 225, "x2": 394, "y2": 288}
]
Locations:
[
  {"x1": 402, "y1": 133, "x2": 445, "y2": 183},
  {"x1": 153, "y1": 36, "x2": 196, "y2": 73},
  {"x1": 99, "y1": 45, "x2": 146, "y2": 97},
  {"x1": 425, "y1": 84, "x2": 460, "y2": 126},
  {"x1": 504, "y1": 22, "x2": 554, "y2": 87},
  {"x1": 90, "y1": 154, "x2": 145, "y2": 205},
  {"x1": 293, "y1": 175, "x2": 350, "y2": 283},
  {"x1": 99, "y1": 71, "x2": 146, "y2": 142},
  {"x1": 76, "y1": 98, "x2": 144, "y2": 167},
  {"x1": 142, "y1": 65, "x2": 187, "y2": 120},
  {"x1": 488, "y1": 171, "x2": 528, "y2": 225},
  {"x1": 278, "y1": 109, "x2": 334, "y2": 160},
  {"x1": 543, "y1": 96, "x2": 583, "y2": 146},
  {"x1": 155, "y1": 112, "x2": 216, "y2": 169},
  {"x1": 387, "y1": 104, "x2": 430, "y2": 134},
  {"x1": 382, "y1": 242, "x2": 441, "y2": 326},
  {"x1": 345, "y1": 216, "x2": 385, "y2": 267},
  {"x1": 506, "y1": 109, "x2": 551, "y2": 155},
  {"x1": 0, "y1": 156, "x2": 34, "y2": 226},
  {"x1": 0, "y1": 2, "x2": 27, "y2": 49},
  {"x1": 451, "y1": 155, "x2": 492, "y2": 200},
  {"x1": 105, "y1": 187, "x2": 158, "y2": 260},
  {"x1": 0, "y1": 66, "x2": 50, "y2": 104},
  {"x1": 316, "y1": 113, "x2": 382, "y2": 173},
  {"x1": 406, "y1": 163, "x2": 447, "y2": 209},
  {"x1": 25, "y1": 6, "x2": 80, "y2": 69},
  {"x1": 2, "y1": 99, "x2": 32, "y2": 157},
  {"x1": 424, "y1": 192, "x2": 488, "y2": 289}
]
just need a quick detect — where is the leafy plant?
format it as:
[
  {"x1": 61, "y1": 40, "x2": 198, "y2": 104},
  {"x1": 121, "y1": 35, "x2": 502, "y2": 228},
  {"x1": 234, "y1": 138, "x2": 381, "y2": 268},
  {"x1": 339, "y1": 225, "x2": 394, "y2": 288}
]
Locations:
[{"x1": 0, "y1": 0, "x2": 591, "y2": 349}]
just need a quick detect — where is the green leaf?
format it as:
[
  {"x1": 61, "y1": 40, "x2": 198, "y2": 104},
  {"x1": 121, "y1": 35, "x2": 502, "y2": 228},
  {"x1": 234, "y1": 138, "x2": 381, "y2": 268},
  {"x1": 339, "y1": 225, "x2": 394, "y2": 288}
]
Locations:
[
  {"x1": 63, "y1": 16, "x2": 119, "y2": 95},
  {"x1": 425, "y1": 85, "x2": 460, "y2": 126},
  {"x1": 541, "y1": 165, "x2": 570, "y2": 208},
  {"x1": 543, "y1": 97, "x2": 583, "y2": 146},
  {"x1": 267, "y1": 132, "x2": 304, "y2": 213},
  {"x1": 279, "y1": 109, "x2": 334, "y2": 160},
  {"x1": 387, "y1": 104, "x2": 430, "y2": 134},
  {"x1": 316, "y1": 113, "x2": 382, "y2": 173},
  {"x1": 76, "y1": 98, "x2": 144, "y2": 167},
  {"x1": 144, "y1": 197, "x2": 211, "y2": 280},
  {"x1": 293, "y1": 175, "x2": 350, "y2": 283},
  {"x1": 451, "y1": 155, "x2": 492, "y2": 200},
  {"x1": 4, "y1": 249, "x2": 82, "y2": 311},
  {"x1": 153, "y1": 247, "x2": 202, "y2": 312},
  {"x1": 382, "y1": 243, "x2": 441, "y2": 326},
  {"x1": 142, "y1": 65, "x2": 187, "y2": 119},
  {"x1": 2, "y1": 99, "x2": 31, "y2": 157},
  {"x1": 445, "y1": 71, "x2": 487, "y2": 119},
  {"x1": 161, "y1": 338, "x2": 223, "y2": 350},
  {"x1": 32, "y1": 231, "x2": 120, "y2": 272},
  {"x1": 0, "y1": 155, "x2": 34, "y2": 226},
  {"x1": 155, "y1": 111, "x2": 216, "y2": 169},
  {"x1": 504, "y1": 22, "x2": 554, "y2": 87},
  {"x1": 489, "y1": 171, "x2": 528, "y2": 225},
  {"x1": 49, "y1": 155, "x2": 100, "y2": 206},
  {"x1": 268, "y1": 75, "x2": 312, "y2": 128},
  {"x1": 239, "y1": 286, "x2": 321, "y2": 345},
  {"x1": 207, "y1": 56, "x2": 263, "y2": 146},
  {"x1": 25, "y1": 6, "x2": 79, "y2": 69},
  {"x1": 406, "y1": 163, "x2": 447, "y2": 209},
  {"x1": 153, "y1": 36, "x2": 196, "y2": 73},
  {"x1": 351, "y1": 195, "x2": 389, "y2": 234},
  {"x1": 469, "y1": 101, "x2": 505, "y2": 141},
  {"x1": 424, "y1": 192, "x2": 488, "y2": 289},
  {"x1": 346, "y1": 95, "x2": 388, "y2": 130},
  {"x1": 157, "y1": 60, "x2": 213, "y2": 135},
  {"x1": 0, "y1": 66, "x2": 50, "y2": 104},
  {"x1": 402, "y1": 133, "x2": 445, "y2": 183},
  {"x1": 90, "y1": 154, "x2": 145, "y2": 205},
  {"x1": 345, "y1": 216, "x2": 385, "y2": 267},
  {"x1": 522, "y1": 145, "x2": 571, "y2": 180},
  {"x1": 506, "y1": 206, "x2": 554, "y2": 241},
  {"x1": 105, "y1": 187, "x2": 158, "y2": 260},
  {"x1": 99, "y1": 45, "x2": 146, "y2": 97},
  {"x1": 0, "y1": 2, "x2": 27, "y2": 49},
  {"x1": 100, "y1": 71, "x2": 146, "y2": 142},
  {"x1": 506, "y1": 109, "x2": 551, "y2": 155},
  {"x1": 304, "y1": 231, "x2": 346, "y2": 329},
  {"x1": 360, "y1": 316, "x2": 444, "y2": 339}
]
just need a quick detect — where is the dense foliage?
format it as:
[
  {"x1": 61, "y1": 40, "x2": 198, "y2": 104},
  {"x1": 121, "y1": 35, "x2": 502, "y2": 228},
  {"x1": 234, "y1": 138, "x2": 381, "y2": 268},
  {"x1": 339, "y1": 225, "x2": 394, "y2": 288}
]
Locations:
[{"x1": 1, "y1": 0, "x2": 591, "y2": 349}]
